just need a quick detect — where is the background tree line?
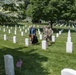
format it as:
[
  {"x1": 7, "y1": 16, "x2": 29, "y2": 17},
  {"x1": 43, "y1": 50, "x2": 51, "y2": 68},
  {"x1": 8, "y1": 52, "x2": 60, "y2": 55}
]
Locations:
[
  {"x1": 0, "y1": 0, "x2": 76, "y2": 27},
  {"x1": 26, "y1": 0, "x2": 76, "y2": 28}
]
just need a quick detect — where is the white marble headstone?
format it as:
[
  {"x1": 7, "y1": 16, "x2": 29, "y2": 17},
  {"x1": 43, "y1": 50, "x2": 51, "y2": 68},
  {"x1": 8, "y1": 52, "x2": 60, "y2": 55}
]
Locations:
[
  {"x1": 61, "y1": 68, "x2": 76, "y2": 75},
  {"x1": 15, "y1": 27, "x2": 17, "y2": 31},
  {"x1": 52, "y1": 35, "x2": 55, "y2": 42},
  {"x1": 3, "y1": 25, "x2": 5, "y2": 27},
  {"x1": 40, "y1": 34, "x2": 42, "y2": 40},
  {"x1": 13, "y1": 36, "x2": 16, "y2": 43},
  {"x1": 66, "y1": 42, "x2": 73, "y2": 53},
  {"x1": 7, "y1": 26, "x2": 8, "y2": 28},
  {"x1": 28, "y1": 28, "x2": 29, "y2": 30},
  {"x1": 67, "y1": 36, "x2": 71, "y2": 42},
  {"x1": 14, "y1": 30, "x2": 16, "y2": 35},
  {"x1": 65, "y1": 25, "x2": 66, "y2": 27},
  {"x1": 56, "y1": 33, "x2": 59, "y2": 37},
  {"x1": 21, "y1": 32, "x2": 24, "y2": 36},
  {"x1": 23, "y1": 27, "x2": 24, "y2": 30},
  {"x1": 3, "y1": 28, "x2": 5, "y2": 32},
  {"x1": 38, "y1": 31, "x2": 40, "y2": 35},
  {"x1": 4, "y1": 34, "x2": 7, "y2": 41},
  {"x1": 8, "y1": 29, "x2": 11, "y2": 34},
  {"x1": 4, "y1": 54, "x2": 15, "y2": 75},
  {"x1": 42, "y1": 40, "x2": 47, "y2": 50},
  {"x1": 25, "y1": 38, "x2": 29, "y2": 46},
  {"x1": 19, "y1": 26, "x2": 20, "y2": 28},
  {"x1": 25, "y1": 29, "x2": 27, "y2": 33},
  {"x1": 68, "y1": 31, "x2": 71, "y2": 37},
  {"x1": 59, "y1": 31, "x2": 61, "y2": 35},
  {"x1": 11, "y1": 27, "x2": 12, "y2": 29},
  {"x1": 20, "y1": 29, "x2": 22, "y2": 32}
]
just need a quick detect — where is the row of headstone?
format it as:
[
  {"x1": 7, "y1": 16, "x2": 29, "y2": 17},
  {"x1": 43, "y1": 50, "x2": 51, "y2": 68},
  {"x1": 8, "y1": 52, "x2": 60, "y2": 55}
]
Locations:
[
  {"x1": 56, "y1": 29, "x2": 63, "y2": 38},
  {"x1": 1, "y1": 25, "x2": 29, "y2": 32},
  {"x1": 2, "y1": 27, "x2": 28, "y2": 37},
  {"x1": 60, "y1": 24, "x2": 64, "y2": 27},
  {"x1": 55, "y1": 24, "x2": 67, "y2": 27},
  {"x1": 0, "y1": 25, "x2": 41, "y2": 38},
  {"x1": 3, "y1": 29, "x2": 56, "y2": 50},
  {"x1": 64, "y1": 25, "x2": 67, "y2": 27},
  {"x1": 1, "y1": 25, "x2": 41, "y2": 47},
  {"x1": 3, "y1": 34, "x2": 29, "y2": 46},
  {"x1": 4, "y1": 34, "x2": 17, "y2": 44},
  {"x1": 55, "y1": 24, "x2": 75, "y2": 28},
  {"x1": 1, "y1": 25, "x2": 64, "y2": 50},
  {"x1": 55, "y1": 29, "x2": 63, "y2": 42}
]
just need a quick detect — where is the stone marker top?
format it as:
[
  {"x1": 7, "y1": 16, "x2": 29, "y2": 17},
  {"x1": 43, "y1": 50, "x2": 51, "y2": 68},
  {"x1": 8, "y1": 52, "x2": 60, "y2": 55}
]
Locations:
[
  {"x1": 4, "y1": 54, "x2": 13, "y2": 58},
  {"x1": 62, "y1": 68, "x2": 76, "y2": 74}
]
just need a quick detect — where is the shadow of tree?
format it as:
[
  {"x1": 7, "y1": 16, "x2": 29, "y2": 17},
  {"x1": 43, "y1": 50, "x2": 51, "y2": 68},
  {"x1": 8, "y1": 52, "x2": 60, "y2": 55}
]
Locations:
[{"x1": 0, "y1": 47, "x2": 49, "y2": 75}]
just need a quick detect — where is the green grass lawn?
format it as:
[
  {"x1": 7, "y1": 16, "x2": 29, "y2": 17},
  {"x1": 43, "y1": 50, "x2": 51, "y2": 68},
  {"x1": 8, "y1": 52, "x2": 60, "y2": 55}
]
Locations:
[{"x1": 0, "y1": 23, "x2": 76, "y2": 75}]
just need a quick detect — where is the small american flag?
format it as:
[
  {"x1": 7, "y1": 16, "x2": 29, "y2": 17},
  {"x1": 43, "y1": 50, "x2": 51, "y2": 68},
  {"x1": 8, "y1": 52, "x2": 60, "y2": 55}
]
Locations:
[{"x1": 16, "y1": 59, "x2": 23, "y2": 68}]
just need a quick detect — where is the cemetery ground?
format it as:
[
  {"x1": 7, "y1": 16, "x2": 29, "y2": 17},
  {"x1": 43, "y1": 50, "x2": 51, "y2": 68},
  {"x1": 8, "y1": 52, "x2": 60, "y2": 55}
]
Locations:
[{"x1": 0, "y1": 22, "x2": 76, "y2": 75}]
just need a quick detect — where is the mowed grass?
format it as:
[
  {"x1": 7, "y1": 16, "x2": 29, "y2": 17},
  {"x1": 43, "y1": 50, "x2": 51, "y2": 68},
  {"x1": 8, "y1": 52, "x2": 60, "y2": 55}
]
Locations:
[{"x1": 0, "y1": 23, "x2": 76, "y2": 75}]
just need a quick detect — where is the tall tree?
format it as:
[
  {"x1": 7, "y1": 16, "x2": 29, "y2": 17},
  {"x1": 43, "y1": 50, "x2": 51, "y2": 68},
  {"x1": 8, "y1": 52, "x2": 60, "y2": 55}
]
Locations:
[
  {"x1": 57, "y1": 0, "x2": 76, "y2": 24},
  {"x1": 26, "y1": 0, "x2": 44, "y2": 23},
  {"x1": 26, "y1": 0, "x2": 76, "y2": 27},
  {"x1": 43, "y1": 0, "x2": 59, "y2": 28}
]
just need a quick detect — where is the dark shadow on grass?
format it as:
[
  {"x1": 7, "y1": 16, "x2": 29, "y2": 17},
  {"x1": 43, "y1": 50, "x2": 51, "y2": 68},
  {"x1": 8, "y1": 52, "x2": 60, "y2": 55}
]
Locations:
[
  {"x1": 0, "y1": 47, "x2": 49, "y2": 75},
  {"x1": 34, "y1": 42, "x2": 41, "y2": 45}
]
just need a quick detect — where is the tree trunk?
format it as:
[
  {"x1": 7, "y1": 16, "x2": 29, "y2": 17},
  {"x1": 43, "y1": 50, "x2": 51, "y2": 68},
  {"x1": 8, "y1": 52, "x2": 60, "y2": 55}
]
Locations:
[
  {"x1": 51, "y1": 20, "x2": 53, "y2": 29},
  {"x1": 66, "y1": 20, "x2": 69, "y2": 26}
]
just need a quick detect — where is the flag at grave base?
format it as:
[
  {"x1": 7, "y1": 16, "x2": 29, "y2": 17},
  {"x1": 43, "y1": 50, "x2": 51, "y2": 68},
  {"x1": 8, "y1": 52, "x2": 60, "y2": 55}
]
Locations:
[{"x1": 16, "y1": 60, "x2": 23, "y2": 68}]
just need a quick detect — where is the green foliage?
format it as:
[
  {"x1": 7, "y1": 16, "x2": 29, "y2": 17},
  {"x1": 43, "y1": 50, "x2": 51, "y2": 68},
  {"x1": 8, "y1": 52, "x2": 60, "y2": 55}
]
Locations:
[
  {"x1": 26, "y1": 0, "x2": 44, "y2": 23},
  {"x1": 57, "y1": 0, "x2": 76, "y2": 20},
  {"x1": 0, "y1": 12, "x2": 18, "y2": 24},
  {"x1": 0, "y1": 0, "x2": 30, "y2": 24},
  {"x1": 2, "y1": 3, "x2": 17, "y2": 11},
  {"x1": 1, "y1": 0, "x2": 76, "y2": 25},
  {"x1": 26, "y1": 0, "x2": 76, "y2": 24},
  {"x1": 43, "y1": 0, "x2": 59, "y2": 21}
]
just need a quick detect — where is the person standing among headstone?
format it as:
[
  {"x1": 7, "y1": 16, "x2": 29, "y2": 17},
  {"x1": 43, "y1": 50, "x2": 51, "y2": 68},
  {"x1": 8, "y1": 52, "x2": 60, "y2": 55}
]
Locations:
[
  {"x1": 47, "y1": 25, "x2": 53, "y2": 45},
  {"x1": 29, "y1": 26, "x2": 38, "y2": 44}
]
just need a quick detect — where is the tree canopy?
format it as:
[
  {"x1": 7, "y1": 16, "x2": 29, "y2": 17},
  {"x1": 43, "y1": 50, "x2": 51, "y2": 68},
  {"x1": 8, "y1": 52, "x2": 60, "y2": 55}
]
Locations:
[
  {"x1": 26, "y1": 0, "x2": 76, "y2": 26},
  {"x1": 0, "y1": 0, "x2": 76, "y2": 26}
]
